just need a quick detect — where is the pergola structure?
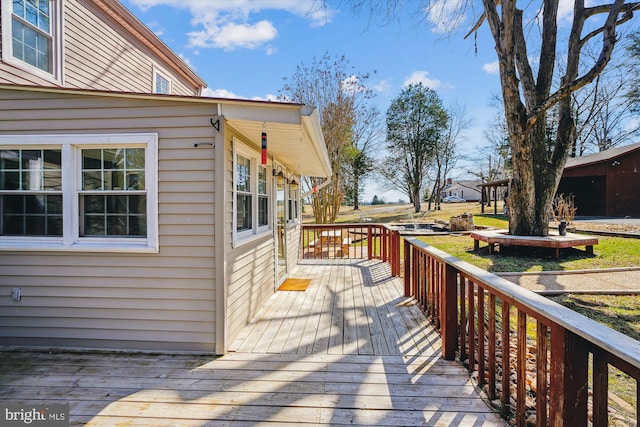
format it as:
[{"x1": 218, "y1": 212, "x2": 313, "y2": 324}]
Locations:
[{"x1": 479, "y1": 178, "x2": 510, "y2": 214}]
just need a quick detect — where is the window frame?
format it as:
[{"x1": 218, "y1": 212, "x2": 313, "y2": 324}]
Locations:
[
  {"x1": 1, "y1": 0, "x2": 64, "y2": 84},
  {"x1": 153, "y1": 65, "x2": 172, "y2": 94},
  {"x1": 233, "y1": 139, "x2": 271, "y2": 247},
  {"x1": 0, "y1": 133, "x2": 158, "y2": 252},
  {"x1": 287, "y1": 180, "x2": 300, "y2": 224}
]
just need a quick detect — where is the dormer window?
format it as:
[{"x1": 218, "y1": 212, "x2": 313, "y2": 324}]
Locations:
[
  {"x1": 153, "y1": 67, "x2": 172, "y2": 94},
  {"x1": 1, "y1": 0, "x2": 62, "y2": 82}
]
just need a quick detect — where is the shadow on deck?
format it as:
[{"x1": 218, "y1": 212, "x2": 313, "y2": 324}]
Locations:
[{"x1": 0, "y1": 260, "x2": 505, "y2": 426}]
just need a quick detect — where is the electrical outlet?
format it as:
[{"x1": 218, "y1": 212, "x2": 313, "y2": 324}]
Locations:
[{"x1": 11, "y1": 288, "x2": 21, "y2": 301}]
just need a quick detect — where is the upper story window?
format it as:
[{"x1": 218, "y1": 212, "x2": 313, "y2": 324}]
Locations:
[
  {"x1": 1, "y1": 0, "x2": 62, "y2": 82},
  {"x1": 153, "y1": 67, "x2": 172, "y2": 94},
  {"x1": 233, "y1": 140, "x2": 271, "y2": 246},
  {"x1": 0, "y1": 133, "x2": 158, "y2": 252}
]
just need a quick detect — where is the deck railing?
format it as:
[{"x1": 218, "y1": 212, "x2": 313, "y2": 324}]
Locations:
[
  {"x1": 402, "y1": 236, "x2": 640, "y2": 426},
  {"x1": 301, "y1": 223, "x2": 401, "y2": 276}
]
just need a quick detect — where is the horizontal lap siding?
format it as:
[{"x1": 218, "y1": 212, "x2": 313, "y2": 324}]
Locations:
[
  {"x1": 64, "y1": 0, "x2": 198, "y2": 95},
  {"x1": 0, "y1": 0, "x2": 198, "y2": 95},
  {"x1": 0, "y1": 89, "x2": 218, "y2": 352},
  {"x1": 223, "y1": 132, "x2": 277, "y2": 346}
]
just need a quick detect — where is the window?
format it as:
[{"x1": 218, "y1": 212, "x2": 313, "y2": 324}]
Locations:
[
  {"x1": 0, "y1": 149, "x2": 62, "y2": 236},
  {"x1": 1, "y1": 0, "x2": 62, "y2": 82},
  {"x1": 287, "y1": 183, "x2": 299, "y2": 223},
  {"x1": 0, "y1": 134, "x2": 158, "y2": 252},
  {"x1": 258, "y1": 166, "x2": 268, "y2": 227},
  {"x1": 153, "y1": 67, "x2": 172, "y2": 94},
  {"x1": 233, "y1": 141, "x2": 271, "y2": 245},
  {"x1": 236, "y1": 154, "x2": 251, "y2": 232},
  {"x1": 80, "y1": 148, "x2": 147, "y2": 237}
]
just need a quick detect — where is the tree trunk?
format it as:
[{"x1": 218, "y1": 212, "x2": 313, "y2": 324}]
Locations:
[
  {"x1": 413, "y1": 187, "x2": 421, "y2": 213},
  {"x1": 507, "y1": 104, "x2": 573, "y2": 236},
  {"x1": 353, "y1": 175, "x2": 360, "y2": 210}
]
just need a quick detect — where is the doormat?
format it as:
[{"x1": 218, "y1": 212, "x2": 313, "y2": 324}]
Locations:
[{"x1": 278, "y1": 278, "x2": 312, "y2": 291}]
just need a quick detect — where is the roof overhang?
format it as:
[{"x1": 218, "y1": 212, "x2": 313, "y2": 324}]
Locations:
[
  {"x1": 221, "y1": 103, "x2": 331, "y2": 178},
  {"x1": 0, "y1": 84, "x2": 332, "y2": 178}
]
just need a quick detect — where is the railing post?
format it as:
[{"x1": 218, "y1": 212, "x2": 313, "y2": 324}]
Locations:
[
  {"x1": 441, "y1": 264, "x2": 458, "y2": 360},
  {"x1": 549, "y1": 325, "x2": 589, "y2": 427},
  {"x1": 368, "y1": 226, "x2": 373, "y2": 260},
  {"x1": 403, "y1": 239, "x2": 411, "y2": 297},
  {"x1": 390, "y1": 231, "x2": 399, "y2": 276}
]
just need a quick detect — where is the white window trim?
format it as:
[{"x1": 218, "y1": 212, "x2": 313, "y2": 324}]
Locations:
[
  {"x1": 0, "y1": 133, "x2": 158, "y2": 253},
  {"x1": 287, "y1": 179, "x2": 300, "y2": 225},
  {"x1": 1, "y1": 0, "x2": 64, "y2": 85},
  {"x1": 153, "y1": 64, "x2": 172, "y2": 94},
  {"x1": 233, "y1": 139, "x2": 271, "y2": 247}
]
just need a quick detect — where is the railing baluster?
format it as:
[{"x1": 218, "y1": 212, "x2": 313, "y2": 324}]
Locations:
[
  {"x1": 442, "y1": 263, "x2": 458, "y2": 360},
  {"x1": 592, "y1": 351, "x2": 608, "y2": 427},
  {"x1": 536, "y1": 321, "x2": 548, "y2": 426},
  {"x1": 467, "y1": 278, "x2": 475, "y2": 373},
  {"x1": 477, "y1": 286, "x2": 486, "y2": 387},
  {"x1": 517, "y1": 310, "x2": 527, "y2": 426},
  {"x1": 501, "y1": 300, "x2": 511, "y2": 418},
  {"x1": 488, "y1": 293, "x2": 497, "y2": 400},
  {"x1": 459, "y1": 274, "x2": 467, "y2": 363}
]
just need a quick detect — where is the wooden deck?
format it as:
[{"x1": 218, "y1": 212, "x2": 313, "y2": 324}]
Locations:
[{"x1": 0, "y1": 260, "x2": 504, "y2": 426}]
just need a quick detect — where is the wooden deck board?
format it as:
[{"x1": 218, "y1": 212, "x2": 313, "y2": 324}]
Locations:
[{"x1": 0, "y1": 260, "x2": 505, "y2": 426}]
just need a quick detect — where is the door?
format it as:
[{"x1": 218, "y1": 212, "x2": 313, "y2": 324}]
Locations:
[{"x1": 276, "y1": 180, "x2": 287, "y2": 284}]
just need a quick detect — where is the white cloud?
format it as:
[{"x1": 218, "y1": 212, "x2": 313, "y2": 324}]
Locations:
[
  {"x1": 425, "y1": 0, "x2": 466, "y2": 34},
  {"x1": 483, "y1": 61, "x2": 499, "y2": 75},
  {"x1": 178, "y1": 53, "x2": 195, "y2": 70},
  {"x1": 403, "y1": 71, "x2": 442, "y2": 90},
  {"x1": 128, "y1": 0, "x2": 334, "y2": 51},
  {"x1": 202, "y1": 88, "x2": 243, "y2": 99},
  {"x1": 201, "y1": 88, "x2": 281, "y2": 102},
  {"x1": 373, "y1": 78, "x2": 393, "y2": 96},
  {"x1": 557, "y1": 0, "x2": 574, "y2": 24},
  {"x1": 189, "y1": 20, "x2": 277, "y2": 50}
]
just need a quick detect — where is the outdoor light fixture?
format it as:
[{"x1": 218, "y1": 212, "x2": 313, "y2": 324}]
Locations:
[
  {"x1": 272, "y1": 165, "x2": 285, "y2": 186},
  {"x1": 289, "y1": 179, "x2": 298, "y2": 190}
]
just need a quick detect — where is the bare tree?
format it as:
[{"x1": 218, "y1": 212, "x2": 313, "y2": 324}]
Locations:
[
  {"x1": 280, "y1": 53, "x2": 374, "y2": 223},
  {"x1": 572, "y1": 71, "x2": 640, "y2": 155},
  {"x1": 343, "y1": 104, "x2": 385, "y2": 210},
  {"x1": 377, "y1": 155, "x2": 415, "y2": 203}
]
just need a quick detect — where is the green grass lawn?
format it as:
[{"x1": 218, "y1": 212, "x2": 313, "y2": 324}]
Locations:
[{"x1": 417, "y1": 214, "x2": 640, "y2": 272}]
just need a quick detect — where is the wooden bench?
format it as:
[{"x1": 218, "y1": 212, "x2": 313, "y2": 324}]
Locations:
[{"x1": 470, "y1": 229, "x2": 598, "y2": 259}]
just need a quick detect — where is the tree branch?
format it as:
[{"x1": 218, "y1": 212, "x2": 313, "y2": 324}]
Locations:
[{"x1": 527, "y1": 0, "x2": 638, "y2": 130}]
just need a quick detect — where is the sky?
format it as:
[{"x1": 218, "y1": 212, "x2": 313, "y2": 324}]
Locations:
[{"x1": 117, "y1": 0, "x2": 623, "y2": 203}]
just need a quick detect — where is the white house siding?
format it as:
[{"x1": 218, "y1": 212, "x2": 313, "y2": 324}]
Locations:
[
  {"x1": 287, "y1": 222, "x2": 301, "y2": 273},
  {"x1": 0, "y1": 88, "x2": 217, "y2": 352},
  {"x1": 0, "y1": 0, "x2": 199, "y2": 95},
  {"x1": 223, "y1": 130, "x2": 278, "y2": 347}
]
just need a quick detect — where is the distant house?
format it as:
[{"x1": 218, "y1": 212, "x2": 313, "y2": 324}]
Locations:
[
  {"x1": 440, "y1": 179, "x2": 482, "y2": 202},
  {"x1": 558, "y1": 142, "x2": 640, "y2": 217},
  {"x1": 0, "y1": 1, "x2": 331, "y2": 355}
]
